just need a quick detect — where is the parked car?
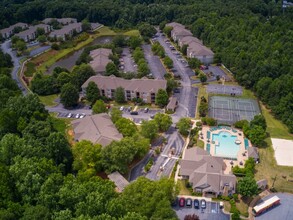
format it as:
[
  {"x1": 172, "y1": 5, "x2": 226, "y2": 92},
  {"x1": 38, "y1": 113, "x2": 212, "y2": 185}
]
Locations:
[
  {"x1": 200, "y1": 65, "x2": 208, "y2": 70},
  {"x1": 144, "y1": 107, "x2": 149, "y2": 113},
  {"x1": 75, "y1": 114, "x2": 80, "y2": 118},
  {"x1": 67, "y1": 113, "x2": 72, "y2": 118},
  {"x1": 194, "y1": 199, "x2": 200, "y2": 209},
  {"x1": 201, "y1": 199, "x2": 206, "y2": 209},
  {"x1": 130, "y1": 111, "x2": 138, "y2": 115},
  {"x1": 120, "y1": 106, "x2": 124, "y2": 111},
  {"x1": 186, "y1": 198, "x2": 192, "y2": 208},
  {"x1": 179, "y1": 198, "x2": 185, "y2": 207},
  {"x1": 127, "y1": 106, "x2": 132, "y2": 112},
  {"x1": 171, "y1": 198, "x2": 178, "y2": 207},
  {"x1": 150, "y1": 114, "x2": 155, "y2": 119},
  {"x1": 80, "y1": 113, "x2": 85, "y2": 118},
  {"x1": 173, "y1": 88, "x2": 180, "y2": 93},
  {"x1": 219, "y1": 201, "x2": 224, "y2": 209}
]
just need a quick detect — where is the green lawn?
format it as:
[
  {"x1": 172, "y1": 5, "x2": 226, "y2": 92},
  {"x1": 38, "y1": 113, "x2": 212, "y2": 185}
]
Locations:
[
  {"x1": 24, "y1": 62, "x2": 36, "y2": 77},
  {"x1": 38, "y1": 94, "x2": 58, "y2": 107},
  {"x1": 178, "y1": 179, "x2": 192, "y2": 195},
  {"x1": 49, "y1": 113, "x2": 73, "y2": 134},
  {"x1": 197, "y1": 139, "x2": 205, "y2": 149},
  {"x1": 123, "y1": 29, "x2": 140, "y2": 37},
  {"x1": 261, "y1": 104, "x2": 293, "y2": 140}
]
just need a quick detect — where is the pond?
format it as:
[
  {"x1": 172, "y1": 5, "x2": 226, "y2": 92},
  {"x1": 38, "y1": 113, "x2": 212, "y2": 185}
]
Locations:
[{"x1": 46, "y1": 36, "x2": 113, "y2": 74}]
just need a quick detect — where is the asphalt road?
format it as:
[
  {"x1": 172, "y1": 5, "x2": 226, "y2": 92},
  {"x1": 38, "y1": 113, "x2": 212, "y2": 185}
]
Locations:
[
  {"x1": 146, "y1": 126, "x2": 184, "y2": 180},
  {"x1": 1, "y1": 40, "x2": 27, "y2": 94},
  {"x1": 1, "y1": 40, "x2": 51, "y2": 95},
  {"x1": 142, "y1": 44, "x2": 166, "y2": 79},
  {"x1": 156, "y1": 33, "x2": 197, "y2": 120}
]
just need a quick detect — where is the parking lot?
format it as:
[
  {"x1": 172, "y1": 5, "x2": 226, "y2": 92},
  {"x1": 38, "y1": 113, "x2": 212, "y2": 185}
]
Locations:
[
  {"x1": 58, "y1": 112, "x2": 86, "y2": 119},
  {"x1": 142, "y1": 44, "x2": 166, "y2": 79},
  {"x1": 174, "y1": 200, "x2": 230, "y2": 220},
  {"x1": 121, "y1": 107, "x2": 163, "y2": 124},
  {"x1": 120, "y1": 48, "x2": 137, "y2": 73},
  {"x1": 203, "y1": 66, "x2": 230, "y2": 81}
]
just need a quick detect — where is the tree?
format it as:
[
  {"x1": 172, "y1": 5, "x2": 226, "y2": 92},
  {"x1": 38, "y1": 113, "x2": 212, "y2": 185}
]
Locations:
[
  {"x1": 138, "y1": 23, "x2": 156, "y2": 40},
  {"x1": 56, "y1": 71, "x2": 72, "y2": 87},
  {"x1": 237, "y1": 176, "x2": 258, "y2": 197},
  {"x1": 247, "y1": 125, "x2": 266, "y2": 146},
  {"x1": 15, "y1": 40, "x2": 27, "y2": 52},
  {"x1": 81, "y1": 19, "x2": 91, "y2": 31},
  {"x1": 198, "y1": 73, "x2": 207, "y2": 83},
  {"x1": 250, "y1": 115, "x2": 267, "y2": 130},
  {"x1": 163, "y1": 26, "x2": 173, "y2": 38},
  {"x1": 181, "y1": 44, "x2": 188, "y2": 55},
  {"x1": 85, "y1": 81, "x2": 100, "y2": 104},
  {"x1": 166, "y1": 79, "x2": 178, "y2": 94},
  {"x1": 92, "y1": 100, "x2": 108, "y2": 114},
  {"x1": 155, "y1": 89, "x2": 169, "y2": 107},
  {"x1": 60, "y1": 83, "x2": 79, "y2": 108},
  {"x1": 234, "y1": 120, "x2": 249, "y2": 129},
  {"x1": 71, "y1": 64, "x2": 95, "y2": 87},
  {"x1": 110, "y1": 108, "x2": 122, "y2": 123},
  {"x1": 37, "y1": 35, "x2": 46, "y2": 44},
  {"x1": 36, "y1": 27, "x2": 45, "y2": 36},
  {"x1": 113, "y1": 35, "x2": 126, "y2": 47},
  {"x1": 137, "y1": 61, "x2": 150, "y2": 77},
  {"x1": 176, "y1": 118, "x2": 191, "y2": 136},
  {"x1": 140, "y1": 120, "x2": 159, "y2": 141},
  {"x1": 105, "y1": 62, "x2": 119, "y2": 76},
  {"x1": 21, "y1": 205, "x2": 50, "y2": 220},
  {"x1": 163, "y1": 56, "x2": 173, "y2": 69},
  {"x1": 199, "y1": 102, "x2": 208, "y2": 117},
  {"x1": 115, "y1": 87, "x2": 126, "y2": 103},
  {"x1": 128, "y1": 36, "x2": 142, "y2": 49},
  {"x1": 115, "y1": 118, "x2": 137, "y2": 137},
  {"x1": 72, "y1": 140, "x2": 103, "y2": 177},
  {"x1": 154, "y1": 113, "x2": 172, "y2": 132},
  {"x1": 187, "y1": 58, "x2": 201, "y2": 69}
]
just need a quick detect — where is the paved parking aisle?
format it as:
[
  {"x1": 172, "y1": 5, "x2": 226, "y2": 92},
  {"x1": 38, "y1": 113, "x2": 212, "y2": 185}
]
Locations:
[{"x1": 121, "y1": 48, "x2": 137, "y2": 73}]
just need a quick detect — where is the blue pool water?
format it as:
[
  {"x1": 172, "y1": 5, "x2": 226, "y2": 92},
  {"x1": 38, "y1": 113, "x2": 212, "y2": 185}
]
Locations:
[{"x1": 212, "y1": 131, "x2": 239, "y2": 159}]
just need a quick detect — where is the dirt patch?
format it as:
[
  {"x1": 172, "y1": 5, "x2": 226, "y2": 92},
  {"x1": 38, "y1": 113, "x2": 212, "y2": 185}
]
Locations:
[{"x1": 31, "y1": 50, "x2": 58, "y2": 66}]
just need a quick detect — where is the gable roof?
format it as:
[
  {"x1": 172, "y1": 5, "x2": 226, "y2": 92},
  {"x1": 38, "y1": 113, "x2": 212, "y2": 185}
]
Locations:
[
  {"x1": 108, "y1": 171, "x2": 129, "y2": 192},
  {"x1": 0, "y1": 22, "x2": 28, "y2": 35},
  {"x1": 179, "y1": 36, "x2": 203, "y2": 46},
  {"x1": 82, "y1": 75, "x2": 167, "y2": 94},
  {"x1": 43, "y1": 18, "x2": 77, "y2": 25},
  {"x1": 172, "y1": 26, "x2": 193, "y2": 37},
  {"x1": 179, "y1": 147, "x2": 236, "y2": 194},
  {"x1": 49, "y1": 22, "x2": 82, "y2": 37},
  {"x1": 89, "y1": 48, "x2": 112, "y2": 73},
  {"x1": 71, "y1": 113, "x2": 122, "y2": 147},
  {"x1": 188, "y1": 42, "x2": 214, "y2": 56}
]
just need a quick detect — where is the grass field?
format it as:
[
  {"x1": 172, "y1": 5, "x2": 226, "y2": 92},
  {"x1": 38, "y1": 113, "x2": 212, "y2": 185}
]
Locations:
[
  {"x1": 178, "y1": 179, "x2": 192, "y2": 195},
  {"x1": 24, "y1": 62, "x2": 36, "y2": 77},
  {"x1": 261, "y1": 104, "x2": 293, "y2": 140},
  {"x1": 197, "y1": 139, "x2": 205, "y2": 149},
  {"x1": 193, "y1": 84, "x2": 207, "y2": 119},
  {"x1": 38, "y1": 94, "x2": 58, "y2": 107},
  {"x1": 123, "y1": 29, "x2": 140, "y2": 37}
]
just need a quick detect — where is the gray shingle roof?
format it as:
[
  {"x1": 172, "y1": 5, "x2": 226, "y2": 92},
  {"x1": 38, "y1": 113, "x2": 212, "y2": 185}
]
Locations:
[
  {"x1": 71, "y1": 113, "x2": 123, "y2": 147},
  {"x1": 108, "y1": 171, "x2": 129, "y2": 192},
  {"x1": 188, "y1": 42, "x2": 214, "y2": 56},
  {"x1": 89, "y1": 48, "x2": 112, "y2": 73},
  {"x1": 82, "y1": 75, "x2": 167, "y2": 94}
]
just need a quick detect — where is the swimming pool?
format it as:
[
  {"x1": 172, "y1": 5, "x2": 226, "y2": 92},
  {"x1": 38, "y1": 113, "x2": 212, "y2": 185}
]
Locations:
[{"x1": 212, "y1": 131, "x2": 240, "y2": 159}]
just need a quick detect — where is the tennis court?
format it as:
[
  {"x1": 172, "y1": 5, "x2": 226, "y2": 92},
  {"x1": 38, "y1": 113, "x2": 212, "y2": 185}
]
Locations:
[
  {"x1": 208, "y1": 96, "x2": 261, "y2": 124},
  {"x1": 207, "y1": 84, "x2": 243, "y2": 96}
]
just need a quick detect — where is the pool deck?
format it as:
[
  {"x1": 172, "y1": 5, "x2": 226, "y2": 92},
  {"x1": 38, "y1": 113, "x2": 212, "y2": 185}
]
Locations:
[{"x1": 200, "y1": 125, "x2": 252, "y2": 174}]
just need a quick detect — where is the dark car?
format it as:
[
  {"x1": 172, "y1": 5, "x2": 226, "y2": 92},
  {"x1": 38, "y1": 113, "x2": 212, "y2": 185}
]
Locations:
[
  {"x1": 173, "y1": 88, "x2": 180, "y2": 93},
  {"x1": 130, "y1": 111, "x2": 138, "y2": 115},
  {"x1": 194, "y1": 199, "x2": 199, "y2": 209},
  {"x1": 186, "y1": 198, "x2": 192, "y2": 208},
  {"x1": 171, "y1": 197, "x2": 178, "y2": 207},
  {"x1": 179, "y1": 198, "x2": 185, "y2": 207},
  {"x1": 201, "y1": 199, "x2": 206, "y2": 209},
  {"x1": 127, "y1": 106, "x2": 132, "y2": 112}
]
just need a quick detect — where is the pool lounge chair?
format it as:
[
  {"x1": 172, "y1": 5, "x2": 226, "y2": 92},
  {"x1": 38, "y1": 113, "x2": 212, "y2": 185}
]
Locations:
[
  {"x1": 207, "y1": 131, "x2": 211, "y2": 139},
  {"x1": 206, "y1": 144, "x2": 211, "y2": 153}
]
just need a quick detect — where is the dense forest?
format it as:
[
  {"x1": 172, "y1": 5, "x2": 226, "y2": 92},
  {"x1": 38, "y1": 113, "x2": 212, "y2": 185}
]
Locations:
[{"x1": 1, "y1": 0, "x2": 292, "y2": 131}]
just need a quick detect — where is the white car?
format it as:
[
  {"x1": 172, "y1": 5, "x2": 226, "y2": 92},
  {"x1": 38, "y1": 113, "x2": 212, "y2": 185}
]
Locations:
[
  {"x1": 120, "y1": 106, "x2": 124, "y2": 111},
  {"x1": 80, "y1": 113, "x2": 85, "y2": 118},
  {"x1": 67, "y1": 113, "x2": 72, "y2": 118},
  {"x1": 75, "y1": 114, "x2": 80, "y2": 118}
]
